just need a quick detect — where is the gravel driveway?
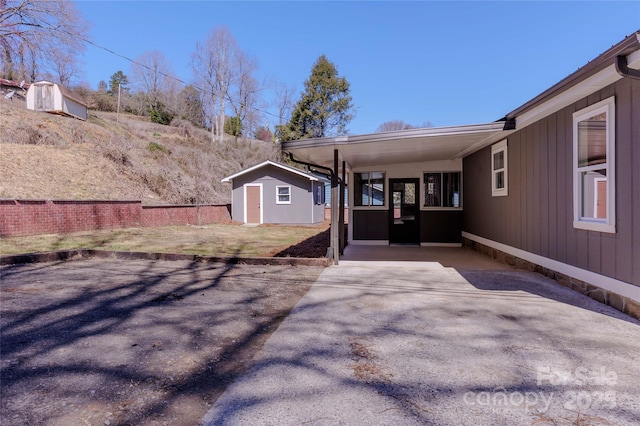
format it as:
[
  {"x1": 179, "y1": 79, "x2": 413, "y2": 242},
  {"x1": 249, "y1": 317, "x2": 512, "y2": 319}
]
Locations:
[{"x1": 0, "y1": 258, "x2": 324, "y2": 425}]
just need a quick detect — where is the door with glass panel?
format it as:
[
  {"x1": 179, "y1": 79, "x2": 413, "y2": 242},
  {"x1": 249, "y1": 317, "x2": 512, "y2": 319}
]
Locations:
[{"x1": 389, "y1": 178, "x2": 420, "y2": 245}]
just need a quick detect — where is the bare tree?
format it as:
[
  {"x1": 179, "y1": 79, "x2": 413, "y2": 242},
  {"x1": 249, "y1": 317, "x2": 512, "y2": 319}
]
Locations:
[
  {"x1": 375, "y1": 120, "x2": 414, "y2": 133},
  {"x1": 45, "y1": 50, "x2": 79, "y2": 86},
  {"x1": 375, "y1": 119, "x2": 433, "y2": 133},
  {"x1": 191, "y1": 26, "x2": 238, "y2": 143},
  {"x1": 227, "y1": 51, "x2": 262, "y2": 142},
  {"x1": 274, "y1": 81, "x2": 296, "y2": 128},
  {"x1": 131, "y1": 50, "x2": 173, "y2": 113},
  {"x1": 177, "y1": 85, "x2": 206, "y2": 127},
  {"x1": 0, "y1": 0, "x2": 88, "y2": 83},
  {"x1": 162, "y1": 75, "x2": 182, "y2": 118}
]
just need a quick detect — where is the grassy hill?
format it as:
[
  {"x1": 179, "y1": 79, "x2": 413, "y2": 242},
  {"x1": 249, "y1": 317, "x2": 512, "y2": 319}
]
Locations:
[{"x1": 0, "y1": 98, "x2": 280, "y2": 204}]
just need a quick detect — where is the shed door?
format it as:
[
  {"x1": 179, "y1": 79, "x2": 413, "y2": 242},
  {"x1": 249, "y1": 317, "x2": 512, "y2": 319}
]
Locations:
[
  {"x1": 245, "y1": 185, "x2": 261, "y2": 224},
  {"x1": 34, "y1": 84, "x2": 54, "y2": 110}
]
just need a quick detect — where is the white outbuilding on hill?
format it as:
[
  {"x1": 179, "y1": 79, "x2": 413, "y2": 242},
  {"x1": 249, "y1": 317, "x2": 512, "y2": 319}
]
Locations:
[{"x1": 26, "y1": 81, "x2": 87, "y2": 121}]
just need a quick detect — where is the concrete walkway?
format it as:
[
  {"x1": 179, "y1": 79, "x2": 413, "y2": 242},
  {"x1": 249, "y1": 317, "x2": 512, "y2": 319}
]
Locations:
[{"x1": 203, "y1": 247, "x2": 640, "y2": 426}]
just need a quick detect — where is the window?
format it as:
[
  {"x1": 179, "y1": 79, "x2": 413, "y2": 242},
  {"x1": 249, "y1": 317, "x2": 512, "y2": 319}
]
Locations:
[
  {"x1": 424, "y1": 172, "x2": 461, "y2": 208},
  {"x1": 491, "y1": 140, "x2": 508, "y2": 196},
  {"x1": 276, "y1": 185, "x2": 291, "y2": 204},
  {"x1": 573, "y1": 97, "x2": 615, "y2": 233},
  {"x1": 354, "y1": 172, "x2": 385, "y2": 206},
  {"x1": 314, "y1": 183, "x2": 325, "y2": 205}
]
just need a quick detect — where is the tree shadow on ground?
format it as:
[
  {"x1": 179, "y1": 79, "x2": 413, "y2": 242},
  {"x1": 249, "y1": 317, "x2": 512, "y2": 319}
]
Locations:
[
  {"x1": 0, "y1": 254, "x2": 324, "y2": 425},
  {"x1": 273, "y1": 227, "x2": 330, "y2": 258},
  {"x1": 200, "y1": 264, "x2": 640, "y2": 425}
]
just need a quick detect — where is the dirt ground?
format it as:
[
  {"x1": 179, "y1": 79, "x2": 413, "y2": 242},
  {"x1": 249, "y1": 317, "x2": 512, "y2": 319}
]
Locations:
[{"x1": 0, "y1": 258, "x2": 325, "y2": 425}]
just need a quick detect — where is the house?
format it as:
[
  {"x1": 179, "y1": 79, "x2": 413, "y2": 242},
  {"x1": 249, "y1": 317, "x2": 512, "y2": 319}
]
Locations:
[
  {"x1": 0, "y1": 78, "x2": 29, "y2": 100},
  {"x1": 282, "y1": 31, "x2": 640, "y2": 317},
  {"x1": 221, "y1": 160, "x2": 328, "y2": 225},
  {"x1": 26, "y1": 81, "x2": 88, "y2": 120}
]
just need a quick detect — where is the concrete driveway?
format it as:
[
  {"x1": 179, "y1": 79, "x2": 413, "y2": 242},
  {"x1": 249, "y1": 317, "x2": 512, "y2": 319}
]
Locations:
[{"x1": 203, "y1": 246, "x2": 640, "y2": 425}]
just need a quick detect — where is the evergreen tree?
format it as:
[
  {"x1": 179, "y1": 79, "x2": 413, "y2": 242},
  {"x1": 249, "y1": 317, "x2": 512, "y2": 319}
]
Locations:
[
  {"x1": 224, "y1": 116, "x2": 242, "y2": 138},
  {"x1": 277, "y1": 55, "x2": 354, "y2": 141},
  {"x1": 108, "y1": 70, "x2": 129, "y2": 94},
  {"x1": 148, "y1": 102, "x2": 174, "y2": 125}
]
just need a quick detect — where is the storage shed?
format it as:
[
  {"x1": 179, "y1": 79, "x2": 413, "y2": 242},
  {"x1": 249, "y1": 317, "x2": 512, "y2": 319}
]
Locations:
[
  {"x1": 26, "y1": 81, "x2": 87, "y2": 120},
  {"x1": 222, "y1": 160, "x2": 328, "y2": 225}
]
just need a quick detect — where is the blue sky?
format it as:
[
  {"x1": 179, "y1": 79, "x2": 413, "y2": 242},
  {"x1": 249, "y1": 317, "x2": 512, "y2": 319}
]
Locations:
[{"x1": 75, "y1": 1, "x2": 640, "y2": 135}]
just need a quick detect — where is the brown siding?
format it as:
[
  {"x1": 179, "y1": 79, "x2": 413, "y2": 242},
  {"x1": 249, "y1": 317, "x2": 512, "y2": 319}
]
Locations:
[
  {"x1": 352, "y1": 210, "x2": 388, "y2": 240},
  {"x1": 420, "y1": 211, "x2": 463, "y2": 243},
  {"x1": 633, "y1": 77, "x2": 640, "y2": 286},
  {"x1": 352, "y1": 210, "x2": 462, "y2": 243},
  {"x1": 463, "y1": 78, "x2": 640, "y2": 287}
]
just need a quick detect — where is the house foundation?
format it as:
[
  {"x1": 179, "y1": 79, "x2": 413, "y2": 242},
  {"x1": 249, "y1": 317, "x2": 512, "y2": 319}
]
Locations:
[{"x1": 462, "y1": 236, "x2": 640, "y2": 320}]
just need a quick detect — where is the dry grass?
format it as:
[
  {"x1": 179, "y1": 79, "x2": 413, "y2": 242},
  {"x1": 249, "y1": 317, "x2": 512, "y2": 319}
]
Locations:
[
  {"x1": 0, "y1": 223, "x2": 329, "y2": 257},
  {"x1": 0, "y1": 98, "x2": 281, "y2": 204}
]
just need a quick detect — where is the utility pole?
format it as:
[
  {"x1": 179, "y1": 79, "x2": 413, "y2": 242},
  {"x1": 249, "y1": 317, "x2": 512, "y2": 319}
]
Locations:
[{"x1": 116, "y1": 83, "x2": 121, "y2": 124}]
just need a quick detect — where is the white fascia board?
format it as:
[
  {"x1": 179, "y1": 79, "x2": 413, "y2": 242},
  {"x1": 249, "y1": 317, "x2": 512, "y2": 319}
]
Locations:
[
  {"x1": 458, "y1": 49, "x2": 640, "y2": 159},
  {"x1": 453, "y1": 129, "x2": 514, "y2": 159},
  {"x1": 347, "y1": 122, "x2": 506, "y2": 146},
  {"x1": 626, "y1": 48, "x2": 640, "y2": 69},
  {"x1": 283, "y1": 123, "x2": 505, "y2": 150},
  {"x1": 462, "y1": 232, "x2": 640, "y2": 302},
  {"x1": 221, "y1": 160, "x2": 319, "y2": 183},
  {"x1": 509, "y1": 38, "x2": 640, "y2": 131},
  {"x1": 515, "y1": 64, "x2": 621, "y2": 131}
]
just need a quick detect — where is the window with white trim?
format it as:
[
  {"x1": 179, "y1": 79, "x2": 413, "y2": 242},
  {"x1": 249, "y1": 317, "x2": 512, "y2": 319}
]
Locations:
[
  {"x1": 354, "y1": 172, "x2": 385, "y2": 206},
  {"x1": 276, "y1": 185, "x2": 291, "y2": 204},
  {"x1": 491, "y1": 140, "x2": 508, "y2": 196},
  {"x1": 573, "y1": 97, "x2": 615, "y2": 233}
]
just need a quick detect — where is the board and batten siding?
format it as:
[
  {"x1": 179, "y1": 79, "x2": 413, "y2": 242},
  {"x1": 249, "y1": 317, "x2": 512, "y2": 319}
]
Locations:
[{"x1": 463, "y1": 77, "x2": 640, "y2": 287}]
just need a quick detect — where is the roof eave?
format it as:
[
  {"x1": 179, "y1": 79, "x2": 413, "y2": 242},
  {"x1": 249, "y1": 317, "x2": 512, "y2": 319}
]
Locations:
[
  {"x1": 221, "y1": 160, "x2": 320, "y2": 183},
  {"x1": 281, "y1": 122, "x2": 506, "y2": 151},
  {"x1": 506, "y1": 31, "x2": 640, "y2": 120}
]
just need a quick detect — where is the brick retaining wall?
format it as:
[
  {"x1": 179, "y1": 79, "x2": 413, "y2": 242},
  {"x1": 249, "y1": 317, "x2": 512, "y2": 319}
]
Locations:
[
  {"x1": 140, "y1": 204, "x2": 231, "y2": 227},
  {"x1": 0, "y1": 199, "x2": 231, "y2": 237}
]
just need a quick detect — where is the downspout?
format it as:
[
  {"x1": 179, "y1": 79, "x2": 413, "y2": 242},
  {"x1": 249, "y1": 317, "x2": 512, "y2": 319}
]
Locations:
[
  {"x1": 286, "y1": 152, "x2": 335, "y2": 179},
  {"x1": 615, "y1": 55, "x2": 640, "y2": 80},
  {"x1": 339, "y1": 161, "x2": 346, "y2": 255},
  {"x1": 287, "y1": 152, "x2": 341, "y2": 264}
]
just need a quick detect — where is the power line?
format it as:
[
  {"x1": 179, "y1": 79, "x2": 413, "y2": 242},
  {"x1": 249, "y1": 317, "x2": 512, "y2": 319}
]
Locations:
[{"x1": 44, "y1": 23, "x2": 281, "y2": 121}]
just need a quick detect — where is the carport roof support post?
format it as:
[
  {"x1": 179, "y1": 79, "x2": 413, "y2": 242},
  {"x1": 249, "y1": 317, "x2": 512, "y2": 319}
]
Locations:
[{"x1": 333, "y1": 149, "x2": 339, "y2": 265}]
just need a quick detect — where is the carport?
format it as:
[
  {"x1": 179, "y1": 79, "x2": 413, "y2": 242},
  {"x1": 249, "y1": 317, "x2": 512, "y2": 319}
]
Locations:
[{"x1": 282, "y1": 122, "x2": 507, "y2": 264}]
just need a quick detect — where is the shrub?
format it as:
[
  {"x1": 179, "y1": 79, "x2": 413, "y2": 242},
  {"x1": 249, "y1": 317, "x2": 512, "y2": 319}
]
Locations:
[
  {"x1": 148, "y1": 103, "x2": 174, "y2": 125},
  {"x1": 224, "y1": 116, "x2": 242, "y2": 137},
  {"x1": 147, "y1": 141, "x2": 168, "y2": 154}
]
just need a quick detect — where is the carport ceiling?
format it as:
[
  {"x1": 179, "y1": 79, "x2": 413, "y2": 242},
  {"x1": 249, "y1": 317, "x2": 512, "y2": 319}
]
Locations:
[{"x1": 281, "y1": 122, "x2": 507, "y2": 169}]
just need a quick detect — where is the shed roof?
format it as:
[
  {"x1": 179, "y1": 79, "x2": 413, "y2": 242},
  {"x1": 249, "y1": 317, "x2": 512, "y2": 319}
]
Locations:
[
  {"x1": 0, "y1": 78, "x2": 29, "y2": 90},
  {"x1": 221, "y1": 160, "x2": 329, "y2": 183}
]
